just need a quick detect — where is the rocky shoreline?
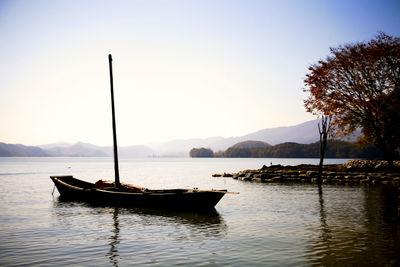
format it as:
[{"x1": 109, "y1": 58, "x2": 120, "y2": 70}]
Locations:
[{"x1": 212, "y1": 160, "x2": 400, "y2": 184}]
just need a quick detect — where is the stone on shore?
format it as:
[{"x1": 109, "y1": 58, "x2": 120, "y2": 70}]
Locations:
[{"x1": 211, "y1": 160, "x2": 400, "y2": 184}]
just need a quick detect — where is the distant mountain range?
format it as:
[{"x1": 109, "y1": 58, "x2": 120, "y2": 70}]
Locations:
[
  {"x1": 0, "y1": 143, "x2": 49, "y2": 157},
  {"x1": 0, "y1": 142, "x2": 154, "y2": 158},
  {"x1": 0, "y1": 119, "x2": 360, "y2": 157},
  {"x1": 149, "y1": 119, "x2": 360, "y2": 156}
]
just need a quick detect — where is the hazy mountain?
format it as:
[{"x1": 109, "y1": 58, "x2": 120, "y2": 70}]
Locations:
[
  {"x1": 1, "y1": 141, "x2": 155, "y2": 158},
  {"x1": 42, "y1": 142, "x2": 108, "y2": 157},
  {"x1": 39, "y1": 142, "x2": 72, "y2": 149},
  {"x1": 111, "y1": 145, "x2": 155, "y2": 158},
  {"x1": 148, "y1": 120, "x2": 319, "y2": 155},
  {"x1": 209, "y1": 120, "x2": 322, "y2": 151},
  {"x1": 40, "y1": 142, "x2": 154, "y2": 158},
  {"x1": 0, "y1": 142, "x2": 49, "y2": 156},
  {"x1": 147, "y1": 119, "x2": 361, "y2": 156},
  {"x1": 148, "y1": 137, "x2": 224, "y2": 157},
  {"x1": 1, "y1": 119, "x2": 360, "y2": 157},
  {"x1": 230, "y1": 140, "x2": 271, "y2": 149}
]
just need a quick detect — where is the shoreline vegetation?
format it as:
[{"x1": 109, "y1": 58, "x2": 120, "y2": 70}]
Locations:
[
  {"x1": 212, "y1": 160, "x2": 400, "y2": 184},
  {"x1": 190, "y1": 140, "x2": 385, "y2": 159}
]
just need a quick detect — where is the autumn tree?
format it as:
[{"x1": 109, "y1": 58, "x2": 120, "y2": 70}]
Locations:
[{"x1": 304, "y1": 33, "x2": 400, "y2": 165}]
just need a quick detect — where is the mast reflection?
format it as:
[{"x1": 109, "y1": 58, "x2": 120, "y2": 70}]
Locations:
[
  {"x1": 107, "y1": 207, "x2": 120, "y2": 267},
  {"x1": 52, "y1": 200, "x2": 227, "y2": 267}
]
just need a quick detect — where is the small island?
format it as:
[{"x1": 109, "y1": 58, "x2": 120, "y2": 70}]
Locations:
[{"x1": 189, "y1": 147, "x2": 214, "y2": 158}]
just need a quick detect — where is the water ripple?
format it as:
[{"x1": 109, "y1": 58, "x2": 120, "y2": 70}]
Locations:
[{"x1": 1, "y1": 158, "x2": 399, "y2": 266}]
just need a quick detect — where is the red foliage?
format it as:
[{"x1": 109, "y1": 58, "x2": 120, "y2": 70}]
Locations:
[{"x1": 303, "y1": 33, "x2": 400, "y2": 162}]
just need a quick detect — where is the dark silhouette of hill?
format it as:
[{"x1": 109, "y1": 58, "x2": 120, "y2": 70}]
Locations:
[{"x1": 215, "y1": 140, "x2": 384, "y2": 158}]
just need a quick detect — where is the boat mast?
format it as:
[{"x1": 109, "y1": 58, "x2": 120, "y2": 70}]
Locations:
[{"x1": 108, "y1": 54, "x2": 121, "y2": 188}]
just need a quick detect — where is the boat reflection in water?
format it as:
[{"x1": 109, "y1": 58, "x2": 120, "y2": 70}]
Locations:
[{"x1": 52, "y1": 199, "x2": 227, "y2": 266}]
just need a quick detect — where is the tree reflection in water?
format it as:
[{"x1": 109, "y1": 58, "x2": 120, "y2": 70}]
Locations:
[
  {"x1": 308, "y1": 184, "x2": 400, "y2": 266},
  {"x1": 50, "y1": 184, "x2": 399, "y2": 266},
  {"x1": 317, "y1": 184, "x2": 331, "y2": 245}
]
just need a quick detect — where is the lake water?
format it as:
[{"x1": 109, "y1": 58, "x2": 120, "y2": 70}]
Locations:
[{"x1": 0, "y1": 157, "x2": 399, "y2": 266}]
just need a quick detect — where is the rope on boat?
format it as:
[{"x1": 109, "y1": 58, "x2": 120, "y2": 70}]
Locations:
[{"x1": 52, "y1": 184, "x2": 55, "y2": 195}]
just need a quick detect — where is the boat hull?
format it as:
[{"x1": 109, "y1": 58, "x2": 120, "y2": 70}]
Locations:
[{"x1": 50, "y1": 176, "x2": 226, "y2": 210}]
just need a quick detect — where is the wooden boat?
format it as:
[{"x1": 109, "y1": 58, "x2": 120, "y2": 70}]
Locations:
[
  {"x1": 50, "y1": 55, "x2": 232, "y2": 210},
  {"x1": 51, "y1": 175, "x2": 227, "y2": 210}
]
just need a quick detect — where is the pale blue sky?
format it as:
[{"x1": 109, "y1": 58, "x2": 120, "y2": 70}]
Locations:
[{"x1": 1, "y1": 0, "x2": 399, "y2": 146}]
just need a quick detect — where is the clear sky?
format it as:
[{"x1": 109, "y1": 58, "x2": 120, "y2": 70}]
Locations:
[{"x1": 1, "y1": 0, "x2": 399, "y2": 146}]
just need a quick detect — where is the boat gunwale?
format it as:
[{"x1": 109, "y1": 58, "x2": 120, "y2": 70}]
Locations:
[
  {"x1": 52, "y1": 177, "x2": 89, "y2": 191},
  {"x1": 93, "y1": 188, "x2": 226, "y2": 196},
  {"x1": 52, "y1": 175, "x2": 228, "y2": 196}
]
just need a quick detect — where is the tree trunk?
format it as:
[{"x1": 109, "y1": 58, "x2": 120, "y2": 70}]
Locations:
[
  {"x1": 375, "y1": 138, "x2": 396, "y2": 170},
  {"x1": 318, "y1": 132, "x2": 327, "y2": 184},
  {"x1": 318, "y1": 116, "x2": 330, "y2": 184},
  {"x1": 383, "y1": 146, "x2": 395, "y2": 170}
]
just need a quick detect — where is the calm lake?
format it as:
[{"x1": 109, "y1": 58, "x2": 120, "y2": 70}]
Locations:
[{"x1": 0, "y1": 157, "x2": 399, "y2": 266}]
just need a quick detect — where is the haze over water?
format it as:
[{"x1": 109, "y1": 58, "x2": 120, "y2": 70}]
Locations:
[
  {"x1": 1, "y1": 1, "x2": 399, "y2": 146},
  {"x1": 1, "y1": 157, "x2": 399, "y2": 266}
]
